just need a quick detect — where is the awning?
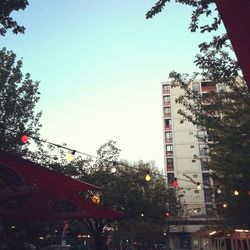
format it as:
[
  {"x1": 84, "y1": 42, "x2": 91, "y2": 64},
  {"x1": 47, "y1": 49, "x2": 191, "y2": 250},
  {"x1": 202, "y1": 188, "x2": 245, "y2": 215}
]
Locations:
[
  {"x1": 215, "y1": 0, "x2": 250, "y2": 89},
  {"x1": 0, "y1": 151, "x2": 123, "y2": 220},
  {"x1": 0, "y1": 193, "x2": 123, "y2": 220},
  {"x1": 0, "y1": 150, "x2": 99, "y2": 199}
]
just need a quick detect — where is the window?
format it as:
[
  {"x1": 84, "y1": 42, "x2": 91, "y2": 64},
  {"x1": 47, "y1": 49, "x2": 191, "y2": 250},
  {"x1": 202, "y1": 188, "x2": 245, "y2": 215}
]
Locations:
[
  {"x1": 165, "y1": 132, "x2": 172, "y2": 141},
  {"x1": 190, "y1": 145, "x2": 195, "y2": 148},
  {"x1": 165, "y1": 119, "x2": 172, "y2": 129},
  {"x1": 201, "y1": 159, "x2": 209, "y2": 170},
  {"x1": 166, "y1": 158, "x2": 174, "y2": 171},
  {"x1": 189, "y1": 132, "x2": 193, "y2": 135},
  {"x1": 199, "y1": 144, "x2": 207, "y2": 156},
  {"x1": 204, "y1": 189, "x2": 212, "y2": 202},
  {"x1": 163, "y1": 85, "x2": 170, "y2": 93},
  {"x1": 193, "y1": 174, "x2": 198, "y2": 178},
  {"x1": 197, "y1": 130, "x2": 205, "y2": 142},
  {"x1": 163, "y1": 96, "x2": 171, "y2": 104},
  {"x1": 192, "y1": 160, "x2": 196, "y2": 163},
  {"x1": 166, "y1": 145, "x2": 173, "y2": 155},
  {"x1": 192, "y1": 82, "x2": 200, "y2": 92},
  {"x1": 202, "y1": 173, "x2": 210, "y2": 185},
  {"x1": 164, "y1": 107, "x2": 171, "y2": 115},
  {"x1": 167, "y1": 173, "x2": 175, "y2": 184},
  {"x1": 194, "y1": 190, "x2": 199, "y2": 194}
]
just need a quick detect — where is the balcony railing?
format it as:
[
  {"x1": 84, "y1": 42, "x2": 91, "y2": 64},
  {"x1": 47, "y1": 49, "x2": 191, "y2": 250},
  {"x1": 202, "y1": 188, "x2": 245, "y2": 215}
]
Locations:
[
  {"x1": 165, "y1": 138, "x2": 173, "y2": 143},
  {"x1": 201, "y1": 86, "x2": 216, "y2": 92},
  {"x1": 164, "y1": 113, "x2": 171, "y2": 117},
  {"x1": 167, "y1": 165, "x2": 174, "y2": 171},
  {"x1": 165, "y1": 125, "x2": 172, "y2": 130},
  {"x1": 163, "y1": 89, "x2": 170, "y2": 94},
  {"x1": 166, "y1": 151, "x2": 173, "y2": 156},
  {"x1": 163, "y1": 101, "x2": 171, "y2": 106}
]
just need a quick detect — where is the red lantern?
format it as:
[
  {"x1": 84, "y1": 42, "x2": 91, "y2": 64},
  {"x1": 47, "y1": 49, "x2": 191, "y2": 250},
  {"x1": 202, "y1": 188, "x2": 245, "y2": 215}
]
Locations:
[
  {"x1": 21, "y1": 135, "x2": 29, "y2": 143},
  {"x1": 172, "y1": 178, "x2": 178, "y2": 188}
]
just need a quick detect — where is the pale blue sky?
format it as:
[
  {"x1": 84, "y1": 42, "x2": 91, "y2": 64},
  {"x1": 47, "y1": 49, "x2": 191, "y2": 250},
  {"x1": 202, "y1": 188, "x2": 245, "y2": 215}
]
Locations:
[{"x1": 1, "y1": 1, "x2": 225, "y2": 169}]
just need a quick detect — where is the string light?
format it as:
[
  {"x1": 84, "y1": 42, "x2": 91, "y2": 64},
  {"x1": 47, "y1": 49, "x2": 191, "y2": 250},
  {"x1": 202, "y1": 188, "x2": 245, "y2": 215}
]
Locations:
[
  {"x1": 233, "y1": 190, "x2": 239, "y2": 196},
  {"x1": 20, "y1": 134, "x2": 29, "y2": 143},
  {"x1": 222, "y1": 203, "x2": 228, "y2": 208},
  {"x1": 145, "y1": 171, "x2": 151, "y2": 182},
  {"x1": 110, "y1": 162, "x2": 117, "y2": 173},
  {"x1": 67, "y1": 150, "x2": 76, "y2": 162},
  {"x1": 217, "y1": 187, "x2": 222, "y2": 194},
  {"x1": 172, "y1": 178, "x2": 178, "y2": 188},
  {"x1": 2, "y1": 127, "x2": 249, "y2": 196}
]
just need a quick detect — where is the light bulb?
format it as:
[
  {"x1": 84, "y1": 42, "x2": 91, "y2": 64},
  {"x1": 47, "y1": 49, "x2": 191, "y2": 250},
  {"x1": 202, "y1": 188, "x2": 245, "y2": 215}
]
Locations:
[
  {"x1": 222, "y1": 203, "x2": 227, "y2": 208},
  {"x1": 67, "y1": 150, "x2": 76, "y2": 162},
  {"x1": 217, "y1": 188, "x2": 222, "y2": 194},
  {"x1": 234, "y1": 190, "x2": 239, "y2": 196},
  {"x1": 145, "y1": 174, "x2": 151, "y2": 182},
  {"x1": 21, "y1": 135, "x2": 29, "y2": 143},
  {"x1": 111, "y1": 167, "x2": 117, "y2": 173}
]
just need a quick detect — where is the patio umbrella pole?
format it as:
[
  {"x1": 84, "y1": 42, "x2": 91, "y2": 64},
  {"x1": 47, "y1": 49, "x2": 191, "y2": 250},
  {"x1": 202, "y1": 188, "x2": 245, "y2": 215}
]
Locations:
[{"x1": 61, "y1": 220, "x2": 69, "y2": 246}]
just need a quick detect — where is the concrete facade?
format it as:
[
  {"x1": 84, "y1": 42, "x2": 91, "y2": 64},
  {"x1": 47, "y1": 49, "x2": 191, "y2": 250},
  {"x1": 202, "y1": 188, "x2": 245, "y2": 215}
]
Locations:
[{"x1": 162, "y1": 80, "x2": 219, "y2": 249}]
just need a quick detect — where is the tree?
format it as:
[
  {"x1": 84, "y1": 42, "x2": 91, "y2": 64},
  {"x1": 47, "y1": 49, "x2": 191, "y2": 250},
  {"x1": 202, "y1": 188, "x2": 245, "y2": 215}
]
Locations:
[
  {"x1": 0, "y1": 47, "x2": 42, "y2": 156},
  {"x1": 146, "y1": 0, "x2": 220, "y2": 34},
  {"x1": 0, "y1": 0, "x2": 28, "y2": 36},
  {"x1": 146, "y1": 0, "x2": 250, "y2": 228},
  {"x1": 53, "y1": 140, "x2": 183, "y2": 250}
]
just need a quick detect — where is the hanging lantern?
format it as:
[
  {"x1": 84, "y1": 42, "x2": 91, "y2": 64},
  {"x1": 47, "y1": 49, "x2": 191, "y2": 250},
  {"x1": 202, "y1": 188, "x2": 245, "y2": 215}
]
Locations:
[{"x1": 20, "y1": 135, "x2": 29, "y2": 143}]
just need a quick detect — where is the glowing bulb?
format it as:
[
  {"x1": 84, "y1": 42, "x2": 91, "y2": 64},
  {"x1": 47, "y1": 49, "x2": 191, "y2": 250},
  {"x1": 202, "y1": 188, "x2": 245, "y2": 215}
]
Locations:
[
  {"x1": 217, "y1": 188, "x2": 222, "y2": 194},
  {"x1": 111, "y1": 167, "x2": 117, "y2": 173},
  {"x1": 141, "y1": 213, "x2": 144, "y2": 217},
  {"x1": 21, "y1": 135, "x2": 29, "y2": 143},
  {"x1": 172, "y1": 178, "x2": 178, "y2": 188},
  {"x1": 197, "y1": 182, "x2": 202, "y2": 189},
  {"x1": 67, "y1": 150, "x2": 76, "y2": 162},
  {"x1": 145, "y1": 174, "x2": 151, "y2": 182},
  {"x1": 222, "y1": 203, "x2": 227, "y2": 208},
  {"x1": 234, "y1": 190, "x2": 239, "y2": 196}
]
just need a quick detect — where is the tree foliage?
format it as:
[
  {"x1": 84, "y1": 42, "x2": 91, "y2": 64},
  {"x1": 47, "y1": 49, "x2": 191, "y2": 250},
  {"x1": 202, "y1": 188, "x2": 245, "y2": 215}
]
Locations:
[
  {"x1": 0, "y1": 0, "x2": 28, "y2": 36},
  {"x1": 49, "y1": 140, "x2": 183, "y2": 250},
  {"x1": 147, "y1": 0, "x2": 250, "y2": 228},
  {"x1": 166, "y1": 20, "x2": 250, "y2": 228},
  {"x1": 0, "y1": 47, "x2": 42, "y2": 156},
  {"x1": 146, "y1": 0, "x2": 220, "y2": 34}
]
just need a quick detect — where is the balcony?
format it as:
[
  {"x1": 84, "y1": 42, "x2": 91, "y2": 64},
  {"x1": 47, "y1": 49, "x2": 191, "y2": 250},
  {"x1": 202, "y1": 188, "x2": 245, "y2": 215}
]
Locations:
[
  {"x1": 164, "y1": 113, "x2": 171, "y2": 118},
  {"x1": 165, "y1": 138, "x2": 173, "y2": 143},
  {"x1": 167, "y1": 164, "x2": 174, "y2": 171},
  {"x1": 163, "y1": 101, "x2": 171, "y2": 106},
  {"x1": 165, "y1": 125, "x2": 172, "y2": 131},
  {"x1": 201, "y1": 86, "x2": 216, "y2": 93},
  {"x1": 163, "y1": 89, "x2": 170, "y2": 95},
  {"x1": 166, "y1": 151, "x2": 173, "y2": 156}
]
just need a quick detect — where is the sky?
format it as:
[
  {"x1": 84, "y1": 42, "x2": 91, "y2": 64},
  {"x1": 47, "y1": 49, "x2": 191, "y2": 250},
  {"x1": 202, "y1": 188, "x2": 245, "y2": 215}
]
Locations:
[{"x1": 0, "y1": 1, "x2": 225, "y2": 170}]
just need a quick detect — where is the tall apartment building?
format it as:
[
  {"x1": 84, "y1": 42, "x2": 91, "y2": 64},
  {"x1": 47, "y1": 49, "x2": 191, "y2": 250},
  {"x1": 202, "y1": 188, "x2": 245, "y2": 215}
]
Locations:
[{"x1": 162, "y1": 80, "x2": 219, "y2": 249}]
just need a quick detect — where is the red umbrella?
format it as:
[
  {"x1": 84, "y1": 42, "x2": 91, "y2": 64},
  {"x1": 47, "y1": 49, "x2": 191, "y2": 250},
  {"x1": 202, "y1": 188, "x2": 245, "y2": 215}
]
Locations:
[
  {"x1": 0, "y1": 150, "x2": 99, "y2": 199},
  {"x1": 0, "y1": 193, "x2": 123, "y2": 220}
]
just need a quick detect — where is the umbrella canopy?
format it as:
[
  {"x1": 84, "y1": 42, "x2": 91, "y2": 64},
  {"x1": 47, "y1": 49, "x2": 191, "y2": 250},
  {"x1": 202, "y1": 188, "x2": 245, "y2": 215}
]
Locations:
[
  {"x1": 215, "y1": 0, "x2": 250, "y2": 89},
  {"x1": 0, "y1": 193, "x2": 123, "y2": 220},
  {"x1": 0, "y1": 150, "x2": 99, "y2": 199}
]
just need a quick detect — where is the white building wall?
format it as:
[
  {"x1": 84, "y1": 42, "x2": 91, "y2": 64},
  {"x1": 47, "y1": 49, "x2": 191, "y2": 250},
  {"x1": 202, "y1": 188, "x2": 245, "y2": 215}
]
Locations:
[{"x1": 162, "y1": 80, "x2": 210, "y2": 220}]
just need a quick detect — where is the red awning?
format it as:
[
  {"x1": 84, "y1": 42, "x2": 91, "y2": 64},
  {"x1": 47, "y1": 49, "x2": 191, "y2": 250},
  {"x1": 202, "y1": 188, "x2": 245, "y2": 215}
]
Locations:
[
  {"x1": 0, "y1": 150, "x2": 99, "y2": 199},
  {"x1": 215, "y1": 0, "x2": 250, "y2": 89},
  {"x1": 0, "y1": 193, "x2": 123, "y2": 220}
]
